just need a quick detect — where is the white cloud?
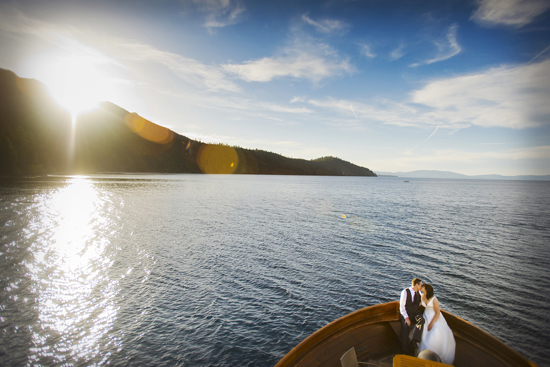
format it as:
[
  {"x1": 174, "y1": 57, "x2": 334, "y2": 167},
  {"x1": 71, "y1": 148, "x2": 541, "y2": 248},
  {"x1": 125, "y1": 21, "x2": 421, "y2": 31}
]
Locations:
[
  {"x1": 410, "y1": 24, "x2": 461, "y2": 67},
  {"x1": 471, "y1": 0, "x2": 550, "y2": 28},
  {"x1": 191, "y1": 0, "x2": 245, "y2": 30},
  {"x1": 390, "y1": 44, "x2": 406, "y2": 60},
  {"x1": 530, "y1": 45, "x2": 550, "y2": 63},
  {"x1": 307, "y1": 97, "x2": 419, "y2": 127},
  {"x1": 259, "y1": 102, "x2": 313, "y2": 114},
  {"x1": 111, "y1": 41, "x2": 239, "y2": 92},
  {"x1": 290, "y1": 96, "x2": 307, "y2": 103},
  {"x1": 204, "y1": 4, "x2": 245, "y2": 29},
  {"x1": 349, "y1": 103, "x2": 358, "y2": 120},
  {"x1": 411, "y1": 125, "x2": 439, "y2": 150},
  {"x1": 0, "y1": 7, "x2": 239, "y2": 93},
  {"x1": 167, "y1": 92, "x2": 314, "y2": 125},
  {"x1": 0, "y1": 7, "x2": 111, "y2": 68},
  {"x1": 222, "y1": 40, "x2": 354, "y2": 83},
  {"x1": 360, "y1": 44, "x2": 376, "y2": 59},
  {"x1": 305, "y1": 60, "x2": 550, "y2": 130},
  {"x1": 301, "y1": 14, "x2": 349, "y2": 34},
  {"x1": 412, "y1": 59, "x2": 550, "y2": 129}
]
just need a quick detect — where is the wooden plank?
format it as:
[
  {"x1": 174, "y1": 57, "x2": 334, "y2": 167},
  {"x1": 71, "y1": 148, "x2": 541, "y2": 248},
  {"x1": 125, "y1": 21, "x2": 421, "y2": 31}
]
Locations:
[
  {"x1": 454, "y1": 337, "x2": 511, "y2": 367},
  {"x1": 276, "y1": 302, "x2": 399, "y2": 367},
  {"x1": 311, "y1": 320, "x2": 398, "y2": 367},
  {"x1": 297, "y1": 323, "x2": 399, "y2": 367}
]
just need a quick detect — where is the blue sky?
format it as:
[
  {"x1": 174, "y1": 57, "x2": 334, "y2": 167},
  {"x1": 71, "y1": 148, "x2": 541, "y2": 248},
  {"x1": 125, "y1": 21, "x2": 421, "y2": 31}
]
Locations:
[{"x1": 1, "y1": 0, "x2": 549, "y2": 175}]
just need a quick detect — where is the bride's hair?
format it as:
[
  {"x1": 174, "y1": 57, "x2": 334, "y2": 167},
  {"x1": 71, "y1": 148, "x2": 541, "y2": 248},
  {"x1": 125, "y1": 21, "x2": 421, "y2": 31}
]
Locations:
[{"x1": 423, "y1": 283, "x2": 434, "y2": 300}]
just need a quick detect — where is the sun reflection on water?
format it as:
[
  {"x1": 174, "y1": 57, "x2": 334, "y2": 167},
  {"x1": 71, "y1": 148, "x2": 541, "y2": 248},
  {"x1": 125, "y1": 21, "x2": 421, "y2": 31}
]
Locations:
[{"x1": 24, "y1": 177, "x2": 120, "y2": 364}]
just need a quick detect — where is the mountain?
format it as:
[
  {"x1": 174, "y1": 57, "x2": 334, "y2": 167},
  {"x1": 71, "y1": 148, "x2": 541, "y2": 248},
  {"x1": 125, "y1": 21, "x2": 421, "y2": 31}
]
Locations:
[
  {"x1": 376, "y1": 170, "x2": 550, "y2": 181},
  {"x1": 0, "y1": 68, "x2": 376, "y2": 177},
  {"x1": 376, "y1": 170, "x2": 469, "y2": 179}
]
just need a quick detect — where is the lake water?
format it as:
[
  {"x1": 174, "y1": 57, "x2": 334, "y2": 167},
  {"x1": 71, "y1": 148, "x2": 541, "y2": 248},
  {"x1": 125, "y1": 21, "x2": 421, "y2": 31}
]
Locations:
[{"x1": 1, "y1": 175, "x2": 549, "y2": 366}]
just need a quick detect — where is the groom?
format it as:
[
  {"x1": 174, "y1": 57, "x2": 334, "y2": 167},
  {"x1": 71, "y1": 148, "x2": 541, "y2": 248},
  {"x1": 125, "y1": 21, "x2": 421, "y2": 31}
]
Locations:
[{"x1": 399, "y1": 277, "x2": 423, "y2": 355}]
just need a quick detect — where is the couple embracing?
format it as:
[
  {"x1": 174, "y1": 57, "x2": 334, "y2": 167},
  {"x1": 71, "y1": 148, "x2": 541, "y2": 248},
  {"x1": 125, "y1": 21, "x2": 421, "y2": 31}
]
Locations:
[{"x1": 399, "y1": 278, "x2": 456, "y2": 365}]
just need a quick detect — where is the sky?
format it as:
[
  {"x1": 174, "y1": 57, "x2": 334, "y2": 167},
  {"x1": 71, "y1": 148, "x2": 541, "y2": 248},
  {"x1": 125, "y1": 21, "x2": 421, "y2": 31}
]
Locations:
[{"x1": 0, "y1": 0, "x2": 549, "y2": 176}]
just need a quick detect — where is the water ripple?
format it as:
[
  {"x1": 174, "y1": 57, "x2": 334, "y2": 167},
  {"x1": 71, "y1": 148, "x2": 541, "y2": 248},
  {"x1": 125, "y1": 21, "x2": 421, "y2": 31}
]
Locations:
[{"x1": 1, "y1": 176, "x2": 549, "y2": 366}]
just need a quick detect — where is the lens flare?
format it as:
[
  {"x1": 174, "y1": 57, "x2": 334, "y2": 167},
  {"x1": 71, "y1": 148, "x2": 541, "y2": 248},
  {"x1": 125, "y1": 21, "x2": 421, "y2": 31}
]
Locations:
[
  {"x1": 196, "y1": 144, "x2": 239, "y2": 174},
  {"x1": 125, "y1": 113, "x2": 174, "y2": 144}
]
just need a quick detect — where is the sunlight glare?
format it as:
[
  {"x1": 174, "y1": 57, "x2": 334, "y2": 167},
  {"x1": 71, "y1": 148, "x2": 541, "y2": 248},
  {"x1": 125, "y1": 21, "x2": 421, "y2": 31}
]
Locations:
[
  {"x1": 46, "y1": 55, "x2": 106, "y2": 120},
  {"x1": 24, "y1": 177, "x2": 119, "y2": 363},
  {"x1": 48, "y1": 177, "x2": 101, "y2": 266},
  {"x1": 23, "y1": 46, "x2": 115, "y2": 122}
]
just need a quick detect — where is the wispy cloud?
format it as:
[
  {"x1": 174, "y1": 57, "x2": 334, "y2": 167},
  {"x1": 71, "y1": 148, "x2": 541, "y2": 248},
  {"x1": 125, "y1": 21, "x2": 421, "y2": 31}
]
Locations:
[
  {"x1": 390, "y1": 44, "x2": 406, "y2": 60},
  {"x1": 360, "y1": 44, "x2": 376, "y2": 59},
  {"x1": 471, "y1": 0, "x2": 550, "y2": 28},
  {"x1": 258, "y1": 102, "x2": 313, "y2": 114},
  {"x1": 530, "y1": 44, "x2": 550, "y2": 63},
  {"x1": 290, "y1": 96, "x2": 307, "y2": 103},
  {"x1": 168, "y1": 92, "x2": 314, "y2": 126},
  {"x1": 349, "y1": 104, "x2": 358, "y2": 120},
  {"x1": 222, "y1": 39, "x2": 354, "y2": 83},
  {"x1": 306, "y1": 97, "x2": 418, "y2": 127},
  {"x1": 304, "y1": 59, "x2": 550, "y2": 130},
  {"x1": 411, "y1": 125, "x2": 439, "y2": 150},
  {"x1": 111, "y1": 41, "x2": 240, "y2": 92},
  {"x1": 412, "y1": 59, "x2": 550, "y2": 129},
  {"x1": 301, "y1": 14, "x2": 349, "y2": 34},
  {"x1": 192, "y1": 0, "x2": 245, "y2": 31},
  {"x1": 0, "y1": 7, "x2": 240, "y2": 93},
  {"x1": 0, "y1": 7, "x2": 115, "y2": 70},
  {"x1": 410, "y1": 24, "x2": 461, "y2": 67}
]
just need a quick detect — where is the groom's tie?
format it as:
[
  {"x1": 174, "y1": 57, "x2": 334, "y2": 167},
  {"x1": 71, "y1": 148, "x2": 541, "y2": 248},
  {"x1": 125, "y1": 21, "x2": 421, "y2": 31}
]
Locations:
[{"x1": 415, "y1": 291, "x2": 419, "y2": 302}]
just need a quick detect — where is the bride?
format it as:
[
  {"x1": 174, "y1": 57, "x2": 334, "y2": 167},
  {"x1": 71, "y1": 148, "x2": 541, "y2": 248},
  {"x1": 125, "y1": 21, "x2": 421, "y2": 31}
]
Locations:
[{"x1": 419, "y1": 283, "x2": 456, "y2": 365}]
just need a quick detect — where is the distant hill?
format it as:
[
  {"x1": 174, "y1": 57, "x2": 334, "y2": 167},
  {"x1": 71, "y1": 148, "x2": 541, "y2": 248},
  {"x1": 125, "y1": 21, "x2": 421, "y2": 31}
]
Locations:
[
  {"x1": 376, "y1": 170, "x2": 550, "y2": 181},
  {"x1": 0, "y1": 68, "x2": 376, "y2": 177}
]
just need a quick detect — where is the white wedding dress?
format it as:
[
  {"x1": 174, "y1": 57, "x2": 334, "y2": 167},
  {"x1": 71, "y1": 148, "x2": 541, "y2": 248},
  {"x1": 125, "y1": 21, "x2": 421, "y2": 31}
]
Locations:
[{"x1": 419, "y1": 297, "x2": 456, "y2": 365}]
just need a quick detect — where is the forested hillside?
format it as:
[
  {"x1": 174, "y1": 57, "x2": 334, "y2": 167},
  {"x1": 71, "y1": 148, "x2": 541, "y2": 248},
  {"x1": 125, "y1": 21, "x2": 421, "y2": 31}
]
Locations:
[{"x1": 0, "y1": 69, "x2": 376, "y2": 177}]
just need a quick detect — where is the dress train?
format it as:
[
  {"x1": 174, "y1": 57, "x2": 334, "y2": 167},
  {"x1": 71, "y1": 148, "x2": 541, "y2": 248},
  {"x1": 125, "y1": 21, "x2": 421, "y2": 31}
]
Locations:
[{"x1": 419, "y1": 297, "x2": 456, "y2": 365}]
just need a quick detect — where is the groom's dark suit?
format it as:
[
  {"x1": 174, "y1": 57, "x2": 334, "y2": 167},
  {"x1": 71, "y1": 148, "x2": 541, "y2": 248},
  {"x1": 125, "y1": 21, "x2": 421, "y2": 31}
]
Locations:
[{"x1": 400, "y1": 288, "x2": 421, "y2": 354}]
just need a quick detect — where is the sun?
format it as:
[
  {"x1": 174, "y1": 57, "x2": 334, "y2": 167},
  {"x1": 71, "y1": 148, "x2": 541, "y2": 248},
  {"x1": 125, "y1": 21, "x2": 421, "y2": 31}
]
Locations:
[
  {"x1": 25, "y1": 48, "x2": 114, "y2": 122},
  {"x1": 45, "y1": 54, "x2": 107, "y2": 120}
]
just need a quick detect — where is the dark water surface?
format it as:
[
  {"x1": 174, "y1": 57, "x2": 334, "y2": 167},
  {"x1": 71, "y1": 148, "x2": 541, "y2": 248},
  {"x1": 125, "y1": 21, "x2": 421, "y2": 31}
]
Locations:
[{"x1": 1, "y1": 175, "x2": 549, "y2": 366}]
